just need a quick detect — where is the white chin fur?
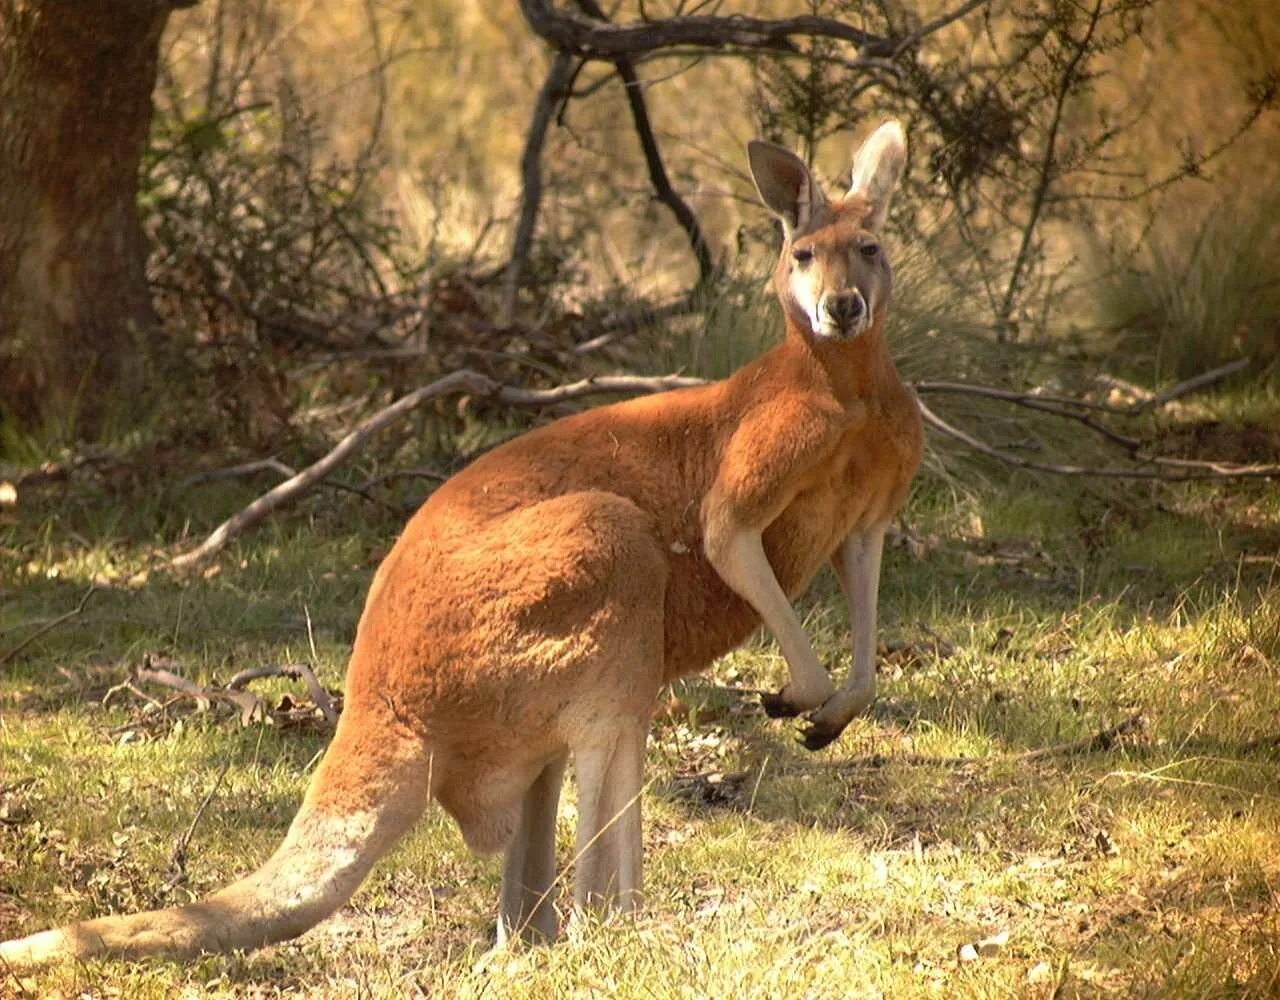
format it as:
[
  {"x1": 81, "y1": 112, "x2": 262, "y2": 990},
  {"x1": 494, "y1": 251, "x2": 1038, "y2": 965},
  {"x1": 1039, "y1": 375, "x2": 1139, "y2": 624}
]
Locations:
[{"x1": 814, "y1": 313, "x2": 872, "y2": 340}]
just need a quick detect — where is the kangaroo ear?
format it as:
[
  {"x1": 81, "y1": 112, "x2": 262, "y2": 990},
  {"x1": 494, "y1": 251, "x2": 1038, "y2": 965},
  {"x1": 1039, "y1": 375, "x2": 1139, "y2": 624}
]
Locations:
[
  {"x1": 747, "y1": 140, "x2": 825, "y2": 237},
  {"x1": 847, "y1": 120, "x2": 907, "y2": 231}
]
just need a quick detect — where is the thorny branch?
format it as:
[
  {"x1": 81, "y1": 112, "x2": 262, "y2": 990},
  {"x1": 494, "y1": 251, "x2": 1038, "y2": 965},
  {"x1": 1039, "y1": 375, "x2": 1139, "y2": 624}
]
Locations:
[{"x1": 170, "y1": 358, "x2": 1278, "y2": 568}]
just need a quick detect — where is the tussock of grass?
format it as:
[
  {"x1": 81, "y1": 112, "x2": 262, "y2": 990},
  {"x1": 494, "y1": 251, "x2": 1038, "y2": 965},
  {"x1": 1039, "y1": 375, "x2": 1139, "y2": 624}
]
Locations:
[{"x1": 3, "y1": 433, "x2": 1280, "y2": 998}]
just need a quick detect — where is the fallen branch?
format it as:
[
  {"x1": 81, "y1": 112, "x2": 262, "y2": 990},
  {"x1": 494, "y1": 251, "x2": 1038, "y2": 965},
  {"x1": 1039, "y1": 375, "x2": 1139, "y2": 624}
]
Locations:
[
  {"x1": 135, "y1": 660, "x2": 263, "y2": 725},
  {"x1": 171, "y1": 360, "x2": 1277, "y2": 569},
  {"x1": 831, "y1": 713, "x2": 1146, "y2": 769},
  {"x1": 916, "y1": 356, "x2": 1251, "y2": 418},
  {"x1": 227, "y1": 662, "x2": 339, "y2": 728},
  {"x1": 172, "y1": 369, "x2": 702, "y2": 567},
  {"x1": 176, "y1": 458, "x2": 298, "y2": 491},
  {"x1": 1132, "y1": 357, "x2": 1252, "y2": 413},
  {"x1": 918, "y1": 399, "x2": 1280, "y2": 481},
  {"x1": 756, "y1": 714, "x2": 1149, "y2": 777},
  {"x1": 127, "y1": 656, "x2": 340, "y2": 731},
  {"x1": 572, "y1": 295, "x2": 702, "y2": 355},
  {"x1": 0, "y1": 585, "x2": 97, "y2": 669}
]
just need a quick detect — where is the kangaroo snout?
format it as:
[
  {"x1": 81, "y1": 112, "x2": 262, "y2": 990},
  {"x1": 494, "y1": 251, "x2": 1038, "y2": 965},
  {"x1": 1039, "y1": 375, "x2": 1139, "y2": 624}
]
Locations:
[{"x1": 820, "y1": 289, "x2": 867, "y2": 335}]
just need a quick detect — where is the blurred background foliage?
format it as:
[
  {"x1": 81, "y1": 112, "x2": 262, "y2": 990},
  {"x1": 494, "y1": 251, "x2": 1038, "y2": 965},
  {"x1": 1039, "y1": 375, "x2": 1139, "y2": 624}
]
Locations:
[{"x1": 43, "y1": 0, "x2": 1279, "y2": 464}]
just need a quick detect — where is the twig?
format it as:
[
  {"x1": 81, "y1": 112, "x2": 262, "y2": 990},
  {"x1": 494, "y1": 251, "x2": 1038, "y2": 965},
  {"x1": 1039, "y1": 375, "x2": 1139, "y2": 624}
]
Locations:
[
  {"x1": 995, "y1": 0, "x2": 1105, "y2": 338},
  {"x1": 135, "y1": 659, "x2": 263, "y2": 725},
  {"x1": 0, "y1": 777, "x2": 36, "y2": 798},
  {"x1": 918, "y1": 399, "x2": 1280, "y2": 481},
  {"x1": 166, "y1": 759, "x2": 232, "y2": 887},
  {"x1": 1014, "y1": 713, "x2": 1146, "y2": 762},
  {"x1": 501, "y1": 51, "x2": 576, "y2": 325},
  {"x1": 171, "y1": 369, "x2": 703, "y2": 567},
  {"x1": 176, "y1": 458, "x2": 298, "y2": 491},
  {"x1": 228, "y1": 661, "x2": 339, "y2": 729},
  {"x1": 0, "y1": 585, "x2": 97, "y2": 668},
  {"x1": 572, "y1": 295, "x2": 702, "y2": 354},
  {"x1": 769, "y1": 713, "x2": 1149, "y2": 773}
]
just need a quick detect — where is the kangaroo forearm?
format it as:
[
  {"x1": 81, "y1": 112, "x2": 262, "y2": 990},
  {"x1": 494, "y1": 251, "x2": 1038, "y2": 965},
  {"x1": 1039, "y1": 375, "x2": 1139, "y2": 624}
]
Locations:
[{"x1": 705, "y1": 526, "x2": 833, "y2": 705}]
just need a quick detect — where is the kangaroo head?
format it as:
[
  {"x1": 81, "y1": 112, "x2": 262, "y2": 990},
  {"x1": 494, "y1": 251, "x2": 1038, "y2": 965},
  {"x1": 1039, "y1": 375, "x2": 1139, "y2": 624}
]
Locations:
[{"x1": 748, "y1": 121, "x2": 907, "y2": 342}]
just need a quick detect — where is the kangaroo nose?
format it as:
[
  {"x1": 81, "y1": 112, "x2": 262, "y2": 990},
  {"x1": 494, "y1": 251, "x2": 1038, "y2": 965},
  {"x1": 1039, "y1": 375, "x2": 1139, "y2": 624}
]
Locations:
[{"x1": 827, "y1": 291, "x2": 865, "y2": 326}]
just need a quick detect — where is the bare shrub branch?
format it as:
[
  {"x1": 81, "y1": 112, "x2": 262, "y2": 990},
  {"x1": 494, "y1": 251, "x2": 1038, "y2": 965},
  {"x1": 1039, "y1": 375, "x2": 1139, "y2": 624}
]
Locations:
[{"x1": 172, "y1": 369, "x2": 704, "y2": 567}]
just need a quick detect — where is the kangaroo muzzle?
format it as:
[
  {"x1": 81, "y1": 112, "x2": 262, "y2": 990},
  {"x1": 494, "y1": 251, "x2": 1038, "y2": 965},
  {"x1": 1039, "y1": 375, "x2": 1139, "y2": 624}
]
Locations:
[{"x1": 817, "y1": 288, "x2": 869, "y2": 339}]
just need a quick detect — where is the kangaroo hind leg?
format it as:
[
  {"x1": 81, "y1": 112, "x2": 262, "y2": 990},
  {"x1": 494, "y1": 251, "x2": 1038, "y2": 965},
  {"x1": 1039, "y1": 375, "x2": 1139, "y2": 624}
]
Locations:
[
  {"x1": 497, "y1": 751, "x2": 568, "y2": 945},
  {"x1": 572, "y1": 721, "x2": 646, "y2": 919}
]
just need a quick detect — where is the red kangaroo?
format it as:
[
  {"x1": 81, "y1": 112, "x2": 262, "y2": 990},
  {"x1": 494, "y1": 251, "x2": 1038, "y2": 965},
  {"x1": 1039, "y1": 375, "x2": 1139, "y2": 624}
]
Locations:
[{"x1": 1, "y1": 120, "x2": 922, "y2": 966}]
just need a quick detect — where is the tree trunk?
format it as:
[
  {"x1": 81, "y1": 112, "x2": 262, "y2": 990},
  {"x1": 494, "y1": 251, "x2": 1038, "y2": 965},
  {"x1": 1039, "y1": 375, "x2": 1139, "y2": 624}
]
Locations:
[{"x1": 0, "y1": 0, "x2": 183, "y2": 436}]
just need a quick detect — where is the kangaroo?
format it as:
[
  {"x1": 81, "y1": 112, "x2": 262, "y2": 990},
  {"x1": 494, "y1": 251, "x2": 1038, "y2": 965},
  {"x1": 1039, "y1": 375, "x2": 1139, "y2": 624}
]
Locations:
[{"x1": 1, "y1": 121, "x2": 922, "y2": 968}]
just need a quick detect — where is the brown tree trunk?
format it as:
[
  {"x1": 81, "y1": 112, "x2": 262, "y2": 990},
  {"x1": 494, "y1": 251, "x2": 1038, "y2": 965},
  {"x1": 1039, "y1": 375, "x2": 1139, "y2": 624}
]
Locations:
[{"x1": 0, "y1": 0, "x2": 183, "y2": 435}]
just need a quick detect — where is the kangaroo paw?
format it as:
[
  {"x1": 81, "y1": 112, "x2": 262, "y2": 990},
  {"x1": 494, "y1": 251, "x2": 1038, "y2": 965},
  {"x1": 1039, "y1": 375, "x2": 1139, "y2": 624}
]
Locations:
[
  {"x1": 797, "y1": 721, "x2": 844, "y2": 752},
  {"x1": 760, "y1": 689, "x2": 805, "y2": 718}
]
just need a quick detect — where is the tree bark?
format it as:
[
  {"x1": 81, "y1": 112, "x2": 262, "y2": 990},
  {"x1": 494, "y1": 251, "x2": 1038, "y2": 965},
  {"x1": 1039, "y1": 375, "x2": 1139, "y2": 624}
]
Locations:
[{"x1": 0, "y1": 0, "x2": 184, "y2": 434}]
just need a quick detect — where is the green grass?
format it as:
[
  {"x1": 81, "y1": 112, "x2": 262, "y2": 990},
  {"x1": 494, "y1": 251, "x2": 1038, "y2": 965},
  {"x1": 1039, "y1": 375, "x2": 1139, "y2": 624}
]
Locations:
[
  {"x1": 1091, "y1": 192, "x2": 1280, "y2": 381},
  {"x1": 2, "y1": 427, "x2": 1279, "y2": 997}
]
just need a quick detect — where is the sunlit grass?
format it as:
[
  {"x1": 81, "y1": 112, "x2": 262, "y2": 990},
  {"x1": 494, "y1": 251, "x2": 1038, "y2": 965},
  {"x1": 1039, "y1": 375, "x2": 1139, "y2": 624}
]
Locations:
[{"x1": 3, "y1": 433, "x2": 1279, "y2": 998}]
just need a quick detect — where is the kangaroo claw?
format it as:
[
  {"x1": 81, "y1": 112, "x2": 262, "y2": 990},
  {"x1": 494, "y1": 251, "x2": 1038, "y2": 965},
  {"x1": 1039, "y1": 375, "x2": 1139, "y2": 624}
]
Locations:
[
  {"x1": 798, "y1": 722, "x2": 843, "y2": 752},
  {"x1": 760, "y1": 689, "x2": 804, "y2": 718}
]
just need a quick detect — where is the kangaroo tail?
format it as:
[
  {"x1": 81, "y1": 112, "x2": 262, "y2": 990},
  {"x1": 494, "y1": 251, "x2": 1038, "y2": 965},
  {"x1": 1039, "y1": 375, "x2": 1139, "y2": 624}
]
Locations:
[{"x1": 0, "y1": 711, "x2": 433, "y2": 969}]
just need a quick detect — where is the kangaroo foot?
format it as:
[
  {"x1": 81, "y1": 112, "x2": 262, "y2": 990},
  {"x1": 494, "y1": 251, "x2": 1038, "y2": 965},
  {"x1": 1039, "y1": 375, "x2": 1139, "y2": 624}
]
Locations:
[{"x1": 760, "y1": 689, "x2": 805, "y2": 718}]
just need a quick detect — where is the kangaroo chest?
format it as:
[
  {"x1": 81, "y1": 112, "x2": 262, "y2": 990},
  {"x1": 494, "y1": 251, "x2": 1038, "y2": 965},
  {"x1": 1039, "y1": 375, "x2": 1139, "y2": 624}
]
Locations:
[{"x1": 764, "y1": 412, "x2": 912, "y2": 596}]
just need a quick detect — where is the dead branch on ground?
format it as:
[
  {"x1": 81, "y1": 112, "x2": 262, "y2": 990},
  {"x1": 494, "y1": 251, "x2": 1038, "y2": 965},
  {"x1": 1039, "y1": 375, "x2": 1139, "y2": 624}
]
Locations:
[
  {"x1": 171, "y1": 369, "x2": 702, "y2": 567},
  {"x1": 165, "y1": 760, "x2": 232, "y2": 888},
  {"x1": 116, "y1": 655, "x2": 341, "y2": 732},
  {"x1": 169, "y1": 359, "x2": 1279, "y2": 568},
  {"x1": 226, "y1": 661, "x2": 339, "y2": 728},
  {"x1": 0, "y1": 586, "x2": 97, "y2": 669}
]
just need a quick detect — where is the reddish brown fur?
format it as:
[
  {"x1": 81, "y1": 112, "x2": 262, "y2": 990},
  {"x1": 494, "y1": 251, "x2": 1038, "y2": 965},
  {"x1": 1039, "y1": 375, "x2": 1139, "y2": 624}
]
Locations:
[{"x1": 0, "y1": 124, "x2": 922, "y2": 967}]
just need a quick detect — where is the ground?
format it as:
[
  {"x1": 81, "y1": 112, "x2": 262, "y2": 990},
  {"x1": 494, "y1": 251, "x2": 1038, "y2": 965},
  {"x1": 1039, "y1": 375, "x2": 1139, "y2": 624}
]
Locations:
[{"x1": 1, "y1": 419, "x2": 1279, "y2": 998}]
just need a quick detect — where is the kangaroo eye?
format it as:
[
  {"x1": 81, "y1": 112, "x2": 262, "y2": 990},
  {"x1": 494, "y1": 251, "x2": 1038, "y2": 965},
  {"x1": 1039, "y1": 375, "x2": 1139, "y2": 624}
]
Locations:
[
  {"x1": 860, "y1": 242, "x2": 880, "y2": 259},
  {"x1": 792, "y1": 247, "x2": 814, "y2": 265}
]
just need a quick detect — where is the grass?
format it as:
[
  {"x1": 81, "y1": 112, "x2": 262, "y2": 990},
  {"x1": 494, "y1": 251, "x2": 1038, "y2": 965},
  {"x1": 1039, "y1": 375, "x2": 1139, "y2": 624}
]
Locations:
[
  {"x1": 2, "y1": 407, "x2": 1280, "y2": 997},
  {"x1": 1091, "y1": 192, "x2": 1280, "y2": 381}
]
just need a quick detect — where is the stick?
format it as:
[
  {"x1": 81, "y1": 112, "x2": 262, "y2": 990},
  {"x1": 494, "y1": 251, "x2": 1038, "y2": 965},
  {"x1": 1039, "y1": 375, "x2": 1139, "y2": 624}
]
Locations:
[
  {"x1": 227, "y1": 661, "x2": 339, "y2": 729},
  {"x1": 0, "y1": 585, "x2": 97, "y2": 668},
  {"x1": 918, "y1": 399, "x2": 1280, "y2": 481},
  {"x1": 166, "y1": 759, "x2": 232, "y2": 887},
  {"x1": 170, "y1": 364, "x2": 1275, "y2": 570},
  {"x1": 171, "y1": 369, "x2": 703, "y2": 567},
  {"x1": 135, "y1": 661, "x2": 263, "y2": 725},
  {"x1": 1134, "y1": 357, "x2": 1252, "y2": 413},
  {"x1": 176, "y1": 458, "x2": 298, "y2": 491},
  {"x1": 686, "y1": 711, "x2": 1146, "y2": 778}
]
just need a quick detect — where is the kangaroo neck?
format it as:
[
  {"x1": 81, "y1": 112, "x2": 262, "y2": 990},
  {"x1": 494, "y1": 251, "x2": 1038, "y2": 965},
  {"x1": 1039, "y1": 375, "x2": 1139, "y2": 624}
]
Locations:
[{"x1": 779, "y1": 316, "x2": 896, "y2": 405}]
